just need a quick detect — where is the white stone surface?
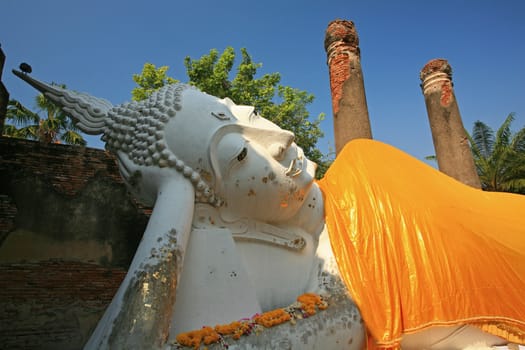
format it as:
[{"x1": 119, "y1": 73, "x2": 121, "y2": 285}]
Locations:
[{"x1": 171, "y1": 227, "x2": 261, "y2": 335}]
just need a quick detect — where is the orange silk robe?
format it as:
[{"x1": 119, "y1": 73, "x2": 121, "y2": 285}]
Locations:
[{"x1": 317, "y1": 139, "x2": 525, "y2": 349}]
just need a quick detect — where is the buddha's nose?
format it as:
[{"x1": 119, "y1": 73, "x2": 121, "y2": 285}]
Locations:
[{"x1": 267, "y1": 130, "x2": 295, "y2": 161}]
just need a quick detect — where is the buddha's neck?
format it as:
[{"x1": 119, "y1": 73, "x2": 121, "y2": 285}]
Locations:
[{"x1": 192, "y1": 184, "x2": 325, "y2": 242}]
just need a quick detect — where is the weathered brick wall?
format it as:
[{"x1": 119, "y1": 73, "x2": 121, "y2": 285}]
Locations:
[
  {"x1": 0, "y1": 137, "x2": 124, "y2": 196},
  {"x1": 0, "y1": 137, "x2": 150, "y2": 349},
  {"x1": 0, "y1": 261, "x2": 126, "y2": 350},
  {"x1": 0, "y1": 194, "x2": 17, "y2": 238}
]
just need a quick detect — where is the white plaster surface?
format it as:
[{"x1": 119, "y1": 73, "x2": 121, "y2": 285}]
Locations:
[{"x1": 171, "y1": 228, "x2": 261, "y2": 335}]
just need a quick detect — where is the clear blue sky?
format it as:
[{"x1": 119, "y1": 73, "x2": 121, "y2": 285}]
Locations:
[{"x1": 2, "y1": 0, "x2": 524, "y2": 162}]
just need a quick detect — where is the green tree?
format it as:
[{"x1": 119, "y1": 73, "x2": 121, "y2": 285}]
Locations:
[
  {"x1": 3, "y1": 84, "x2": 86, "y2": 145},
  {"x1": 467, "y1": 113, "x2": 525, "y2": 194},
  {"x1": 131, "y1": 63, "x2": 178, "y2": 101},
  {"x1": 132, "y1": 48, "x2": 328, "y2": 177}
]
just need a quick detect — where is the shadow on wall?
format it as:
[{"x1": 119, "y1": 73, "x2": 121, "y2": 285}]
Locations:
[{"x1": 0, "y1": 137, "x2": 150, "y2": 350}]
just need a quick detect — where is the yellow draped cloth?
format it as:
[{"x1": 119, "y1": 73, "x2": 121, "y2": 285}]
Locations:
[{"x1": 317, "y1": 139, "x2": 525, "y2": 349}]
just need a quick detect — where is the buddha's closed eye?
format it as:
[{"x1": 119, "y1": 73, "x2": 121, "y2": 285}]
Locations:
[{"x1": 237, "y1": 147, "x2": 248, "y2": 162}]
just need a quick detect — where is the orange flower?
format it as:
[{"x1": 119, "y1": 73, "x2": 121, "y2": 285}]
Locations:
[
  {"x1": 215, "y1": 321, "x2": 252, "y2": 340},
  {"x1": 254, "y1": 309, "x2": 291, "y2": 328},
  {"x1": 297, "y1": 293, "x2": 328, "y2": 316},
  {"x1": 174, "y1": 293, "x2": 328, "y2": 348},
  {"x1": 175, "y1": 326, "x2": 219, "y2": 349}
]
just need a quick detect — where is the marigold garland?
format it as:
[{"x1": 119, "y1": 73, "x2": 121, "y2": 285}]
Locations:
[
  {"x1": 297, "y1": 292, "x2": 328, "y2": 316},
  {"x1": 175, "y1": 326, "x2": 219, "y2": 349},
  {"x1": 254, "y1": 308, "x2": 291, "y2": 327},
  {"x1": 215, "y1": 321, "x2": 252, "y2": 340},
  {"x1": 173, "y1": 293, "x2": 328, "y2": 349}
]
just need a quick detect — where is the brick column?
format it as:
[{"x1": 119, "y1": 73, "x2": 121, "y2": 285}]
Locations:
[
  {"x1": 324, "y1": 20, "x2": 372, "y2": 155},
  {"x1": 420, "y1": 59, "x2": 481, "y2": 188}
]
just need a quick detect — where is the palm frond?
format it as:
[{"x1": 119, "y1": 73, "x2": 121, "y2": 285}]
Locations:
[
  {"x1": 498, "y1": 178, "x2": 525, "y2": 194},
  {"x1": 510, "y1": 126, "x2": 525, "y2": 153},
  {"x1": 17, "y1": 125, "x2": 40, "y2": 141},
  {"x1": 471, "y1": 121, "x2": 494, "y2": 158},
  {"x1": 35, "y1": 83, "x2": 67, "y2": 112},
  {"x1": 2, "y1": 124, "x2": 22, "y2": 137},
  {"x1": 61, "y1": 130, "x2": 87, "y2": 146},
  {"x1": 465, "y1": 131, "x2": 482, "y2": 160},
  {"x1": 5, "y1": 84, "x2": 87, "y2": 146},
  {"x1": 466, "y1": 130, "x2": 493, "y2": 184},
  {"x1": 467, "y1": 114, "x2": 525, "y2": 194},
  {"x1": 493, "y1": 113, "x2": 515, "y2": 152},
  {"x1": 6, "y1": 99, "x2": 40, "y2": 125}
]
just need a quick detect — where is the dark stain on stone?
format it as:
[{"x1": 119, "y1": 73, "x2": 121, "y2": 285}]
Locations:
[{"x1": 199, "y1": 170, "x2": 213, "y2": 184}]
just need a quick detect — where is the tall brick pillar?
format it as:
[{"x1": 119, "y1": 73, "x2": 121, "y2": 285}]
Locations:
[
  {"x1": 324, "y1": 20, "x2": 372, "y2": 155},
  {"x1": 420, "y1": 59, "x2": 481, "y2": 188}
]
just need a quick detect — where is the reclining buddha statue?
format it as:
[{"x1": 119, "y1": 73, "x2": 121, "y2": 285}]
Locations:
[{"x1": 14, "y1": 69, "x2": 525, "y2": 350}]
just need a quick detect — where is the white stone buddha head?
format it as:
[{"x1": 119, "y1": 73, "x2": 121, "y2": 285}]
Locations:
[
  {"x1": 12, "y1": 71, "x2": 318, "y2": 224},
  {"x1": 99, "y1": 83, "x2": 318, "y2": 222},
  {"x1": 159, "y1": 86, "x2": 318, "y2": 223}
]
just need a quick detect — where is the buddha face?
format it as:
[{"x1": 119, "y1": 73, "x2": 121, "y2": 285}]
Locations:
[
  {"x1": 162, "y1": 88, "x2": 317, "y2": 223},
  {"x1": 212, "y1": 100, "x2": 318, "y2": 223}
]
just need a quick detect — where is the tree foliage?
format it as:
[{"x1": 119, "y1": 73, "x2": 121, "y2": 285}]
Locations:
[
  {"x1": 3, "y1": 84, "x2": 86, "y2": 145},
  {"x1": 467, "y1": 113, "x2": 525, "y2": 194},
  {"x1": 131, "y1": 63, "x2": 178, "y2": 101},
  {"x1": 132, "y1": 47, "x2": 328, "y2": 177}
]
